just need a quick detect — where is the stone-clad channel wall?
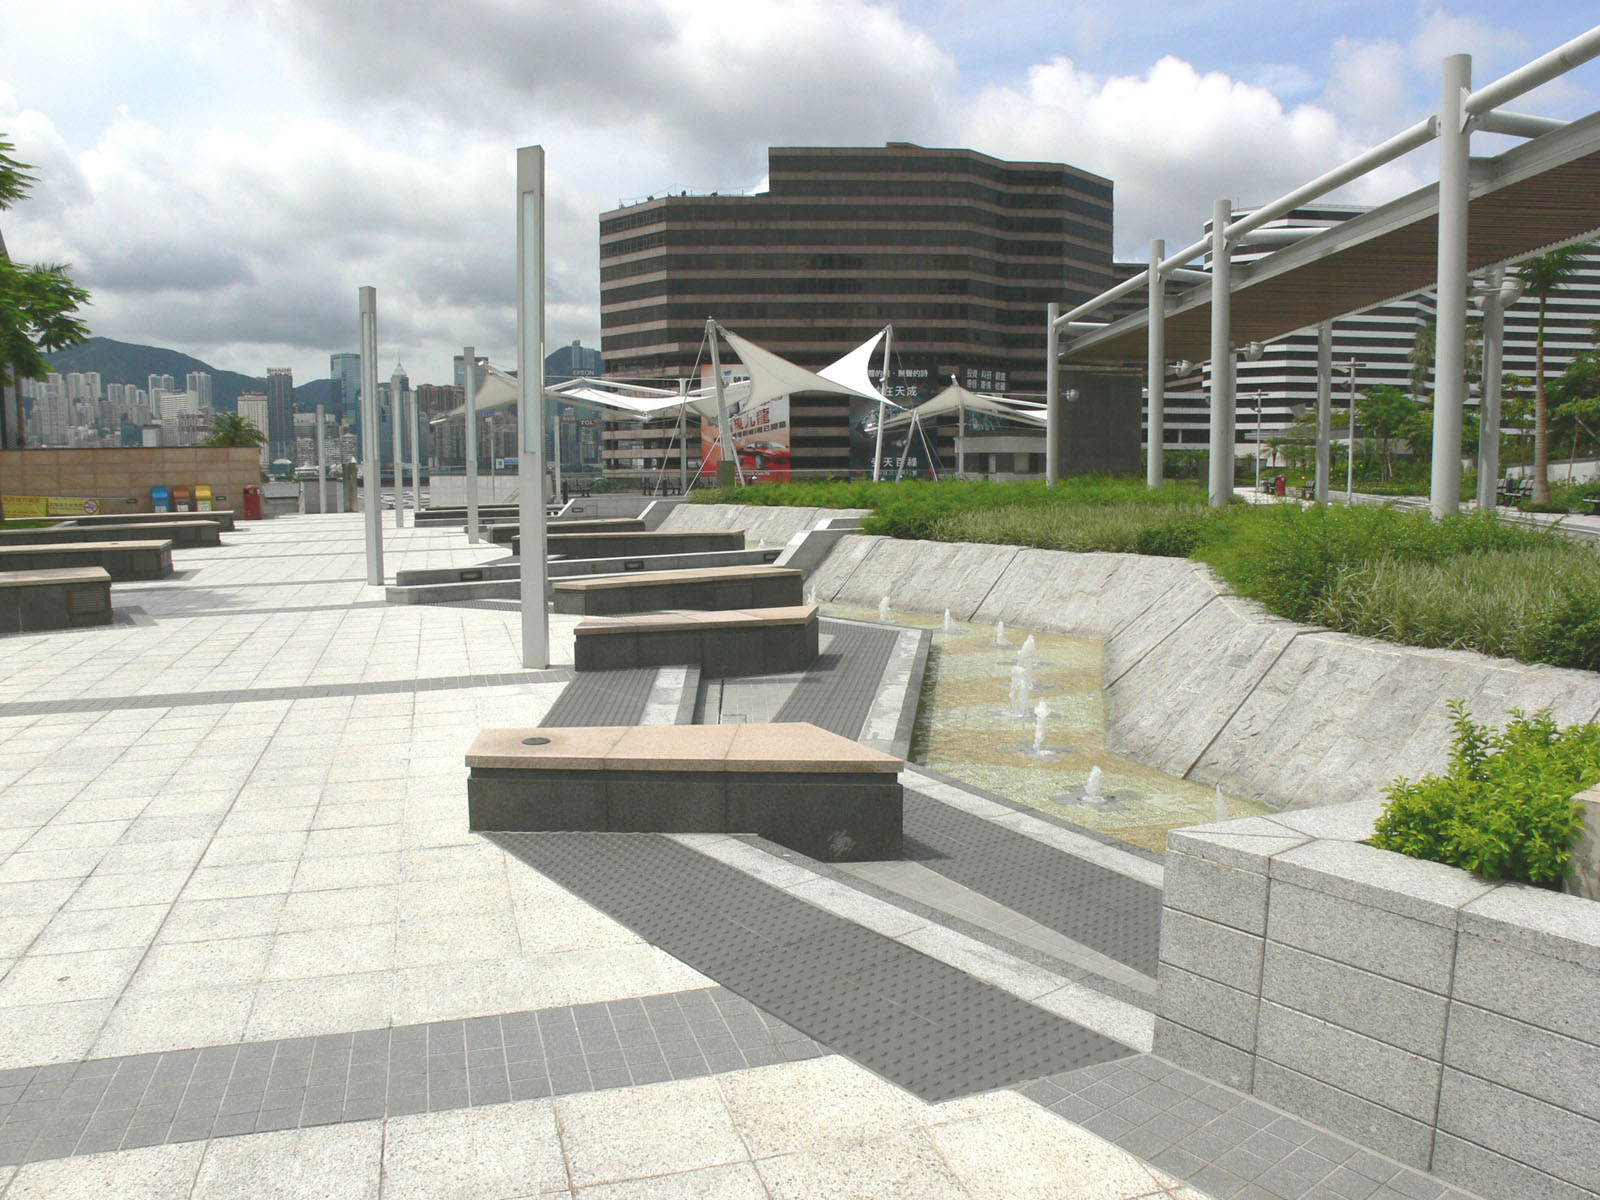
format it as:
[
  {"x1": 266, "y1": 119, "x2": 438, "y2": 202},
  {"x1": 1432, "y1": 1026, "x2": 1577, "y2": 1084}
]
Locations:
[
  {"x1": 799, "y1": 530, "x2": 1600, "y2": 811},
  {"x1": 1159, "y1": 807, "x2": 1600, "y2": 1200}
]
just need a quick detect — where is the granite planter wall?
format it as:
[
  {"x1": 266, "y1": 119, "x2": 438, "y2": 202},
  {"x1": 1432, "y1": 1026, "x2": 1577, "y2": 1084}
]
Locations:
[{"x1": 1155, "y1": 804, "x2": 1600, "y2": 1200}]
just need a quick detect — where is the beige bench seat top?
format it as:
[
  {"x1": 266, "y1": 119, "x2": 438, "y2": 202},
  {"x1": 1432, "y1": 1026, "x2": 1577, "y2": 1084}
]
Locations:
[
  {"x1": 574, "y1": 605, "x2": 816, "y2": 635},
  {"x1": 553, "y1": 565, "x2": 800, "y2": 592},
  {"x1": 0, "y1": 567, "x2": 112, "y2": 587},
  {"x1": 467, "y1": 722, "x2": 900, "y2": 774},
  {"x1": 0, "y1": 540, "x2": 173, "y2": 554}
]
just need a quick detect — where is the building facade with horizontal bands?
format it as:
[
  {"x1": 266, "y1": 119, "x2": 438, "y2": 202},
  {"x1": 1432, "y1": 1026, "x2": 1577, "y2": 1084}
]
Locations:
[{"x1": 598, "y1": 143, "x2": 1114, "y2": 476}]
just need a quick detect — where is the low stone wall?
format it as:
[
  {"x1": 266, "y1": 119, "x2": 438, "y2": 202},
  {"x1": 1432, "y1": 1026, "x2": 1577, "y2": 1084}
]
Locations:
[
  {"x1": 1156, "y1": 808, "x2": 1600, "y2": 1200},
  {"x1": 657, "y1": 502, "x2": 872, "y2": 548},
  {"x1": 806, "y1": 531, "x2": 1600, "y2": 810},
  {"x1": 0, "y1": 447, "x2": 259, "y2": 515}
]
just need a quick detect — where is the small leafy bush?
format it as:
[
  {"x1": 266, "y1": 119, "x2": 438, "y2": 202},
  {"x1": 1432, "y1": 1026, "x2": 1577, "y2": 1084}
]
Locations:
[{"x1": 1371, "y1": 701, "x2": 1600, "y2": 887}]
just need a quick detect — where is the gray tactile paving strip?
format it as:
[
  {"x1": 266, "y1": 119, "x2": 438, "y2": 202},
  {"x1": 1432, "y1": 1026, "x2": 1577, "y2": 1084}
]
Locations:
[
  {"x1": 772, "y1": 618, "x2": 900, "y2": 738},
  {"x1": 489, "y1": 832, "x2": 1134, "y2": 1102},
  {"x1": 538, "y1": 668, "x2": 660, "y2": 727},
  {"x1": 1017, "y1": 1056, "x2": 1484, "y2": 1200},
  {"x1": 0, "y1": 987, "x2": 819, "y2": 1168},
  {"x1": 904, "y1": 793, "x2": 1162, "y2": 977},
  {"x1": 0, "y1": 670, "x2": 574, "y2": 718}
]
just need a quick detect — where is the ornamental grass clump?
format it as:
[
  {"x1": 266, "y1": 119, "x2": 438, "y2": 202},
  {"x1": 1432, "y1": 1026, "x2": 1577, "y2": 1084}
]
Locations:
[{"x1": 1371, "y1": 701, "x2": 1600, "y2": 888}]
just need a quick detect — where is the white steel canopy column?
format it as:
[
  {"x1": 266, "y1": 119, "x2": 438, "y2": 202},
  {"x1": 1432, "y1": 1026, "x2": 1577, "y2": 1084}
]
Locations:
[
  {"x1": 1430, "y1": 54, "x2": 1472, "y2": 519},
  {"x1": 463, "y1": 345, "x2": 479, "y2": 543},
  {"x1": 390, "y1": 366, "x2": 405, "y2": 528},
  {"x1": 1146, "y1": 242, "x2": 1165, "y2": 489},
  {"x1": 1315, "y1": 323, "x2": 1332, "y2": 505},
  {"x1": 315, "y1": 403, "x2": 327, "y2": 515},
  {"x1": 517, "y1": 145, "x2": 549, "y2": 669},
  {"x1": 359, "y1": 286, "x2": 383, "y2": 584},
  {"x1": 1208, "y1": 199, "x2": 1235, "y2": 508},
  {"x1": 1045, "y1": 302, "x2": 1060, "y2": 486},
  {"x1": 1478, "y1": 269, "x2": 1507, "y2": 512}
]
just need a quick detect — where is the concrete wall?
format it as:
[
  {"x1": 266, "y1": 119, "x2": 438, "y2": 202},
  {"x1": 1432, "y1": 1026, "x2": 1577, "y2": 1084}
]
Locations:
[
  {"x1": 0, "y1": 447, "x2": 260, "y2": 514},
  {"x1": 1157, "y1": 809, "x2": 1600, "y2": 1200},
  {"x1": 658, "y1": 502, "x2": 872, "y2": 549},
  {"x1": 807, "y1": 531, "x2": 1600, "y2": 810}
]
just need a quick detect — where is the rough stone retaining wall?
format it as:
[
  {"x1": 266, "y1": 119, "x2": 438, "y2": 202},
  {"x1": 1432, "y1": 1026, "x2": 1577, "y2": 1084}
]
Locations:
[
  {"x1": 1158, "y1": 808, "x2": 1600, "y2": 1200},
  {"x1": 805, "y1": 531, "x2": 1600, "y2": 810}
]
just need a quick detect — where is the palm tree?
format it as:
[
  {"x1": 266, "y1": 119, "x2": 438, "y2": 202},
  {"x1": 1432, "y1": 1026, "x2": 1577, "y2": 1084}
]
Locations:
[
  {"x1": 206, "y1": 412, "x2": 266, "y2": 447},
  {"x1": 1517, "y1": 243, "x2": 1597, "y2": 504}
]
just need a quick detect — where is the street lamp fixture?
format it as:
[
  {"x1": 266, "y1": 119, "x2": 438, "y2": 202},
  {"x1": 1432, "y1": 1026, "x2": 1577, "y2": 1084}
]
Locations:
[{"x1": 1333, "y1": 360, "x2": 1364, "y2": 504}]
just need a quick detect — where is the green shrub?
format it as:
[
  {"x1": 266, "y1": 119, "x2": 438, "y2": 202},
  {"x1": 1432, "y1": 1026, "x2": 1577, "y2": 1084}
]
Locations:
[{"x1": 1371, "y1": 701, "x2": 1599, "y2": 887}]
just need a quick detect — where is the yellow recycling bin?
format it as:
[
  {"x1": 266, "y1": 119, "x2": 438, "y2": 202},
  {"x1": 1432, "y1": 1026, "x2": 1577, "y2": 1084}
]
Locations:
[{"x1": 195, "y1": 484, "x2": 214, "y2": 512}]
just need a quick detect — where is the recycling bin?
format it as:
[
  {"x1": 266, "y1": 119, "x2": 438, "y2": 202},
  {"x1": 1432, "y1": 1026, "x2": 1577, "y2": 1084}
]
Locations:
[
  {"x1": 151, "y1": 486, "x2": 172, "y2": 514},
  {"x1": 195, "y1": 484, "x2": 214, "y2": 512},
  {"x1": 241, "y1": 485, "x2": 263, "y2": 521}
]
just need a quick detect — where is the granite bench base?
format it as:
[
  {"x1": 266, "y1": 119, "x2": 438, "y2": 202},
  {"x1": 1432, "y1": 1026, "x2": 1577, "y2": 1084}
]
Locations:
[
  {"x1": 488, "y1": 517, "x2": 646, "y2": 543},
  {"x1": 574, "y1": 606, "x2": 818, "y2": 676},
  {"x1": 67, "y1": 510, "x2": 236, "y2": 533},
  {"x1": 0, "y1": 567, "x2": 113, "y2": 632},
  {"x1": 513, "y1": 530, "x2": 745, "y2": 559},
  {"x1": 554, "y1": 565, "x2": 803, "y2": 616},
  {"x1": 0, "y1": 540, "x2": 172, "y2": 581},
  {"x1": 0, "y1": 521, "x2": 220, "y2": 549},
  {"x1": 466, "y1": 724, "x2": 903, "y2": 862}
]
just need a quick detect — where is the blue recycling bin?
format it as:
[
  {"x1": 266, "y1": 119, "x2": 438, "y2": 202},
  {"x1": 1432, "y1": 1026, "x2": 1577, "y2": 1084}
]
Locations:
[{"x1": 151, "y1": 486, "x2": 172, "y2": 514}]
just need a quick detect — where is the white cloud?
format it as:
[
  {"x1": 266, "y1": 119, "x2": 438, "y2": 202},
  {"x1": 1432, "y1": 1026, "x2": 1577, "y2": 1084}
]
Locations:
[{"x1": 1322, "y1": 37, "x2": 1412, "y2": 131}]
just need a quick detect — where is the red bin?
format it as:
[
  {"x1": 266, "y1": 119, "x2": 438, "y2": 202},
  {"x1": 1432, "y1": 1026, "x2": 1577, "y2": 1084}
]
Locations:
[{"x1": 242, "y1": 485, "x2": 263, "y2": 520}]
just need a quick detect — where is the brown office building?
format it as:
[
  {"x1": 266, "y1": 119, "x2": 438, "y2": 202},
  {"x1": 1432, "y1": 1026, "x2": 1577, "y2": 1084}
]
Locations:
[{"x1": 598, "y1": 144, "x2": 1115, "y2": 476}]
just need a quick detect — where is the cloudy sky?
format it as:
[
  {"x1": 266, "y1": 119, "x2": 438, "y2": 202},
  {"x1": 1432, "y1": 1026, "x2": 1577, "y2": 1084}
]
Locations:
[{"x1": 3, "y1": 1, "x2": 1598, "y2": 385}]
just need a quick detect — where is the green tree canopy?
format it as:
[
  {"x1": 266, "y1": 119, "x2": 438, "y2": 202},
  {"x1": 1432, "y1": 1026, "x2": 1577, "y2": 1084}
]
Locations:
[
  {"x1": 0, "y1": 136, "x2": 91, "y2": 392},
  {"x1": 205, "y1": 413, "x2": 266, "y2": 448}
]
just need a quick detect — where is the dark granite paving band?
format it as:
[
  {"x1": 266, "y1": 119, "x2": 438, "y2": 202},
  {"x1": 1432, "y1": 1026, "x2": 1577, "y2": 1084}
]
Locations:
[
  {"x1": 1019, "y1": 1057, "x2": 1483, "y2": 1200},
  {"x1": 539, "y1": 668, "x2": 662, "y2": 727},
  {"x1": 0, "y1": 670, "x2": 575, "y2": 718},
  {"x1": 0, "y1": 987, "x2": 820, "y2": 1168},
  {"x1": 772, "y1": 619, "x2": 900, "y2": 737},
  {"x1": 144, "y1": 601, "x2": 393, "y2": 619},
  {"x1": 490, "y1": 831, "x2": 1134, "y2": 1102},
  {"x1": 904, "y1": 794, "x2": 1163, "y2": 976}
]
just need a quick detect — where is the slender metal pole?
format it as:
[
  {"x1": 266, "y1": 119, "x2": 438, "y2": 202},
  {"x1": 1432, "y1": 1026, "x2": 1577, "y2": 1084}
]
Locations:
[
  {"x1": 551, "y1": 397, "x2": 563, "y2": 509},
  {"x1": 1045, "y1": 302, "x2": 1060, "y2": 486},
  {"x1": 464, "y1": 346, "x2": 479, "y2": 542},
  {"x1": 315, "y1": 403, "x2": 327, "y2": 514},
  {"x1": 1315, "y1": 323, "x2": 1332, "y2": 504},
  {"x1": 1208, "y1": 199, "x2": 1235, "y2": 508},
  {"x1": 873, "y1": 326, "x2": 893, "y2": 482},
  {"x1": 1347, "y1": 364, "x2": 1357, "y2": 503},
  {"x1": 957, "y1": 397, "x2": 966, "y2": 478},
  {"x1": 409, "y1": 377, "x2": 421, "y2": 516},
  {"x1": 1478, "y1": 270, "x2": 1506, "y2": 512},
  {"x1": 677, "y1": 378, "x2": 689, "y2": 494},
  {"x1": 389, "y1": 366, "x2": 405, "y2": 528},
  {"x1": 1254, "y1": 395, "x2": 1262, "y2": 494},
  {"x1": 359, "y1": 287, "x2": 383, "y2": 583},
  {"x1": 707, "y1": 318, "x2": 735, "y2": 488},
  {"x1": 517, "y1": 145, "x2": 549, "y2": 669},
  {"x1": 1431, "y1": 54, "x2": 1472, "y2": 519},
  {"x1": 1145, "y1": 245, "x2": 1164, "y2": 488}
]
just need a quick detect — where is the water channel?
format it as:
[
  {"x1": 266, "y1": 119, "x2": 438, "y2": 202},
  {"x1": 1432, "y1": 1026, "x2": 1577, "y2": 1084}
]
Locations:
[{"x1": 826, "y1": 601, "x2": 1269, "y2": 853}]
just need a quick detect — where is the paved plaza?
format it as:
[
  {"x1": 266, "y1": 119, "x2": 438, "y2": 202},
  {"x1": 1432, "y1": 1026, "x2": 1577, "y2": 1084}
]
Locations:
[{"x1": 0, "y1": 514, "x2": 1483, "y2": 1198}]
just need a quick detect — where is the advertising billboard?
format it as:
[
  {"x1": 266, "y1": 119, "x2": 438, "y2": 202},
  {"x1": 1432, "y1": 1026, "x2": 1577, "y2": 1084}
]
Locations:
[
  {"x1": 701, "y1": 394, "x2": 791, "y2": 483},
  {"x1": 849, "y1": 360, "x2": 940, "y2": 476}
]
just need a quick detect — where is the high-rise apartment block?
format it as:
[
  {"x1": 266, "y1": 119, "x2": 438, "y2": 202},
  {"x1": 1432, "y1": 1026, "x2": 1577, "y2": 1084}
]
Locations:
[
  {"x1": 266, "y1": 368, "x2": 294, "y2": 461},
  {"x1": 237, "y1": 393, "x2": 270, "y2": 467}
]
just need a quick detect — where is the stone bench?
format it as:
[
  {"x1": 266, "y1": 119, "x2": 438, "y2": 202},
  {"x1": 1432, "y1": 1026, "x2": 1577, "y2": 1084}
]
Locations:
[
  {"x1": 466, "y1": 722, "x2": 903, "y2": 861},
  {"x1": 0, "y1": 567, "x2": 113, "y2": 632},
  {"x1": 0, "y1": 540, "x2": 173, "y2": 581},
  {"x1": 488, "y1": 516, "x2": 646, "y2": 544},
  {"x1": 0, "y1": 521, "x2": 220, "y2": 549},
  {"x1": 512, "y1": 529, "x2": 745, "y2": 559},
  {"x1": 66, "y1": 509, "x2": 236, "y2": 533},
  {"x1": 575, "y1": 605, "x2": 818, "y2": 676},
  {"x1": 553, "y1": 565, "x2": 803, "y2": 615}
]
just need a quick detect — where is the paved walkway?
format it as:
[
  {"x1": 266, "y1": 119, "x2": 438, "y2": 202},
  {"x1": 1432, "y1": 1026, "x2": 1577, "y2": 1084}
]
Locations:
[{"x1": 0, "y1": 512, "x2": 1480, "y2": 1199}]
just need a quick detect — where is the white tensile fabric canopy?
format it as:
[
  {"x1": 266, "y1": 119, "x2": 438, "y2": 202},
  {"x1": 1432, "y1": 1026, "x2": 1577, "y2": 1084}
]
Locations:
[
  {"x1": 719, "y1": 328, "x2": 887, "y2": 409},
  {"x1": 876, "y1": 383, "x2": 1046, "y2": 431},
  {"x1": 441, "y1": 327, "x2": 893, "y2": 424}
]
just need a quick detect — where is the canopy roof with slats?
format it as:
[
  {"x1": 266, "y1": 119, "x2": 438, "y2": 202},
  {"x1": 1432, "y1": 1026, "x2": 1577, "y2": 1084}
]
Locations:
[{"x1": 1064, "y1": 109, "x2": 1600, "y2": 365}]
